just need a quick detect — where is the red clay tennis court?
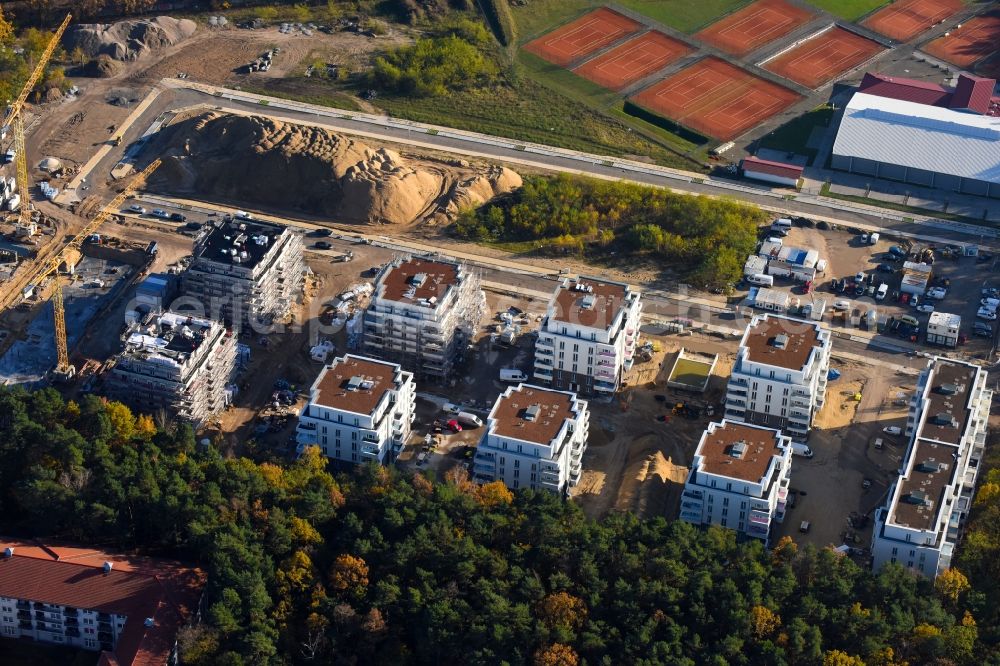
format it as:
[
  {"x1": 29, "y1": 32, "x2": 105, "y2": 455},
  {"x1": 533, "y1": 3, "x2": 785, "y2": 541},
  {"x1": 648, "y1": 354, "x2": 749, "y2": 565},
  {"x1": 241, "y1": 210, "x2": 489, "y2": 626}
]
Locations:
[
  {"x1": 574, "y1": 31, "x2": 693, "y2": 91},
  {"x1": 524, "y1": 8, "x2": 642, "y2": 68},
  {"x1": 630, "y1": 57, "x2": 801, "y2": 141},
  {"x1": 924, "y1": 12, "x2": 1000, "y2": 69},
  {"x1": 695, "y1": 0, "x2": 815, "y2": 57},
  {"x1": 763, "y1": 27, "x2": 885, "y2": 89},
  {"x1": 863, "y1": 0, "x2": 962, "y2": 42}
]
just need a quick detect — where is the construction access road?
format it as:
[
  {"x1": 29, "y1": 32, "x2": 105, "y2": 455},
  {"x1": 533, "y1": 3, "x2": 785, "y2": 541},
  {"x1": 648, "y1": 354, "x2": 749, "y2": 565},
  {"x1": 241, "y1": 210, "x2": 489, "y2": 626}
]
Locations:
[{"x1": 68, "y1": 78, "x2": 1000, "y2": 253}]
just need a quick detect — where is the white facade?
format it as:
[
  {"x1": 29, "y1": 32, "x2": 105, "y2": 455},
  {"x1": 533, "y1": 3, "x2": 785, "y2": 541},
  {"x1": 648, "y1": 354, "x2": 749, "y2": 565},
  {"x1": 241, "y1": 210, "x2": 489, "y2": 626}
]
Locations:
[
  {"x1": 926, "y1": 311, "x2": 960, "y2": 347},
  {"x1": 533, "y1": 277, "x2": 642, "y2": 394},
  {"x1": 872, "y1": 358, "x2": 992, "y2": 578},
  {"x1": 472, "y1": 384, "x2": 588, "y2": 494},
  {"x1": 0, "y1": 595, "x2": 125, "y2": 652},
  {"x1": 749, "y1": 287, "x2": 790, "y2": 313},
  {"x1": 296, "y1": 355, "x2": 416, "y2": 466},
  {"x1": 363, "y1": 257, "x2": 485, "y2": 380},
  {"x1": 724, "y1": 314, "x2": 832, "y2": 441},
  {"x1": 679, "y1": 420, "x2": 793, "y2": 543}
]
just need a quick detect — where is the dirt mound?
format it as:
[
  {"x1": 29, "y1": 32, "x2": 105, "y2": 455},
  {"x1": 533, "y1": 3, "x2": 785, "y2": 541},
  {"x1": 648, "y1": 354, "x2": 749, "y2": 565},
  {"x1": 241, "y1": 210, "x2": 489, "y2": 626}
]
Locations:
[
  {"x1": 66, "y1": 16, "x2": 197, "y2": 61},
  {"x1": 151, "y1": 112, "x2": 520, "y2": 226}
]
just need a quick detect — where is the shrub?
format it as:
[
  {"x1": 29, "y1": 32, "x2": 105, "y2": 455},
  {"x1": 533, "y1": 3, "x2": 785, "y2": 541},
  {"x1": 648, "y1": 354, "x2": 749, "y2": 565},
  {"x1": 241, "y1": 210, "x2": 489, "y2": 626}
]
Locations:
[{"x1": 369, "y1": 35, "x2": 498, "y2": 96}]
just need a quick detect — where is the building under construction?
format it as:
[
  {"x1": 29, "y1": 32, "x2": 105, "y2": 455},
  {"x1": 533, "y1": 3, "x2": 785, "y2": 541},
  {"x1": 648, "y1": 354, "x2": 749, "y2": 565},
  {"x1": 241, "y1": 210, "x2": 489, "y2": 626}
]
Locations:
[
  {"x1": 104, "y1": 311, "x2": 238, "y2": 425},
  {"x1": 363, "y1": 257, "x2": 485, "y2": 380},
  {"x1": 181, "y1": 217, "x2": 305, "y2": 333}
]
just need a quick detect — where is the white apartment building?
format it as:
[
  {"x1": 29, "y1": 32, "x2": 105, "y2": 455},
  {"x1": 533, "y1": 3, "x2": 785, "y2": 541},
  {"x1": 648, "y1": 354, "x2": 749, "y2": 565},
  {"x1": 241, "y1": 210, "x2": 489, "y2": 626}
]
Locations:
[
  {"x1": 296, "y1": 354, "x2": 416, "y2": 466},
  {"x1": 363, "y1": 257, "x2": 485, "y2": 380},
  {"x1": 871, "y1": 358, "x2": 992, "y2": 578},
  {"x1": 181, "y1": 217, "x2": 304, "y2": 333},
  {"x1": 0, "y1": 539, "x2": 204, "y2": 666},
  {"x1": 472, "y1": 383, "x2": 588, "y2": 494},
  {"x1": 533, "y1": 277, "x2": 642, "y2": 394},
  {"x1": 679, "y1": 420, "x2": 792, "y2": 543},
  {"x1": 724, "y1": 314, "x2": 832, "y2": 441},
  {"x1": 104, "y1": 311, "x2": 238, "y2": 426}
]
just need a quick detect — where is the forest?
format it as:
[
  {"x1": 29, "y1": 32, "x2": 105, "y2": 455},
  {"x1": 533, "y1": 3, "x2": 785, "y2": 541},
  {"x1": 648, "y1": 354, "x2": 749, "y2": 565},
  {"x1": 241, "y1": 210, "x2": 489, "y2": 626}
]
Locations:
[
  {"x1": 455, "y1": 174, "x2": 766, "y2": 288},
  {"x1": 0, "y1": 388, "x2": 998, "y2": 665}
]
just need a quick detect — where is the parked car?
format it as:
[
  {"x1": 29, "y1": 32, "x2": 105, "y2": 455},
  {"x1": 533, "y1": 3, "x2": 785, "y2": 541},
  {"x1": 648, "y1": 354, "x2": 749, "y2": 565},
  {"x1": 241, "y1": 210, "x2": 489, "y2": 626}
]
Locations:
[
  {"x1": 982, "y1": 287, "x2": 999, "y2": 299},
  {"x1": 883, "y1": 426, "x2": 902, "y2": 436},
  {"x1": 446, "y1": 419, "x2": 462, "y2": 433},
  {"x1": 916, "y1": 304, "x2": 934, "y2": 314},
  {"x1": 855, "y1": 271, "x2": 865, "y2": 283},
  {"x1": 185, "y1": 221, "x2": 203, "y2": 231},
  {"x1": 314, "y1": 228, "x2": 333, "y2": 237},
  {"x1": 926, "y1": 287, "x2": 947, "y2": 300},
  {"x1": 877, "y1": 263, "x2": 894, "y2": 273},
  {"x1": 834, "y1": 299, "x2": 851, "y2": 311},
  {"x1": 314, "y1": 241, "x2": 332, "y2": 250},
  {"x1": 128, "y1": 204, "x2": 146, "y2": 214},
  {"x1": 974, "y1": 323, "x2": 993, "y2": 337},
  {"x1": 169, "y1": 212, "x2": 187, "y2": 222},
  {"x1": 977, "y1": 307, "x2": 998, "y2": 321},
  {"x1": 152, "y1": 209, "x2": 169, "y2": 219}
]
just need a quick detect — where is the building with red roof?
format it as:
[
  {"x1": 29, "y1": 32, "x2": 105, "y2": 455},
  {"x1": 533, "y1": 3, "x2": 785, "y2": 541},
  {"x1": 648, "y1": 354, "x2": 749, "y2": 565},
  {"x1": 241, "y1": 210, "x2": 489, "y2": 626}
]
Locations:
[
  {"x1": 859, "y1": 72, "x2": 1000, "y2": 117},
  {"x1": 0, "y1": 538, "x2": 205, "y2": 666},
  {"x1": 740, "y1": 156, "x2": 804, "y2": 187}
]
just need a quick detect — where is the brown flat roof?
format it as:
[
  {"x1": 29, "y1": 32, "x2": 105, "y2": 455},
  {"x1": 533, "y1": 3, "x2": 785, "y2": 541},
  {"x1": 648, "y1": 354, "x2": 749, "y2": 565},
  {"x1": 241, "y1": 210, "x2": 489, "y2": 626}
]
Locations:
[
  {"x1": 697, "y1": 421, "x2": 784, "y2": 484},
  {"x1": 890, "y1": 439, "x2": 957, "y2": 531},
  {"x1": 378, "y1": 259, "x2": 459, "y2": 304},
  {"x1": 491, "y1": 385, "x2": 577, "y2": 446},
  {"x1": 916, "y1": 360, "x2": 976, "y2": 446},
  {"x1": 742, "y1": 315, "x2": 823, "y2": 371},
  {"x1": 552, "y1": 278, "x2": 628, "y2": 331},
  {"x1": 313, "y1": 356, "x2": 399, "y2": 415}
]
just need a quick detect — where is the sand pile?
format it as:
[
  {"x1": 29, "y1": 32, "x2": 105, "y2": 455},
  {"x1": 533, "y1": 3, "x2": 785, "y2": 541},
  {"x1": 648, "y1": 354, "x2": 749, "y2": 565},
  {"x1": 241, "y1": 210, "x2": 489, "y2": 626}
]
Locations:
[
  {"x1": 152, "y1": 112, "x2": 520, "y2": 225},
  {"x1": 66, "y1": 17, "x2": 197, "y2": 61}
]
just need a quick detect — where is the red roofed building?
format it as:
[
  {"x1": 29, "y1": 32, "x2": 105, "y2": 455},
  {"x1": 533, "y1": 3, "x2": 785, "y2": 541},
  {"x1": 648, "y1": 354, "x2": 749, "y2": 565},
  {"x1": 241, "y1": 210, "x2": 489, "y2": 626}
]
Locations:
[
  {"x1": 740, "y1": 156, "x2": 804, "y2": 187},
  {"x1": 859, "y1": 72, "x2": 1000, "y2": 116},
  {"x1": 0, "y1": 538, "x2": 205, "y2": 666},
  {"x1": 950, "y1": 73, "x2": 994, "y2": 114}
]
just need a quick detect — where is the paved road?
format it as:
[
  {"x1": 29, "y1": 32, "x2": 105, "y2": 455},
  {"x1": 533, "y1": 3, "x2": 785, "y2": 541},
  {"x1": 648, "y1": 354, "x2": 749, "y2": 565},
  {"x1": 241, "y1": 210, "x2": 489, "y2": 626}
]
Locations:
[{"x1": 77, "y1": 80, "x2": 1000, "y2": 253}]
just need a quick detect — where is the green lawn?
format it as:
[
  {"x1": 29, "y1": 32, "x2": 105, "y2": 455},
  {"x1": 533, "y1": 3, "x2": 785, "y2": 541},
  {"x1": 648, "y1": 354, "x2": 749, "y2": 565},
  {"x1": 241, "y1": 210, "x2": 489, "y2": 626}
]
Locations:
[
  {"x1": 804, "y1": 0, "x2": 889, "y2": 21},
  {"x1": 510, "y1": 0, "x2": 598, "y2": 42},
  {"x1": 617, "y1": 0, "x2": 752, "y2": 33},
  {"x1": 819, "y1": 182, "x2": 985, "y2": 225},
  {"x1": 669, "y1": 356, "x2": 713, "y2": 389},
  {"x1": 757, "y1": 105, "x2": 834, "y2": 165}
]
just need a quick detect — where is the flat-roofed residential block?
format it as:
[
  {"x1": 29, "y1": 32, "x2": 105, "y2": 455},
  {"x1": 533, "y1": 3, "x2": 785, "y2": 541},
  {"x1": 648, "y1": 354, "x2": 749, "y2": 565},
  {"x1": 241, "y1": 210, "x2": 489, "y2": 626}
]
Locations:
[
  {"x1": 363, "y1": 257, "x2": 485, "y2": 380},
  {"x1": 181, "y1": 217, "x2": 305, "y2": 333},
  {"x1": 872, "y1": 358, "x2": 992, "y2": 578},
  {"x1": 533, "y1": 277, "x2": 642, "y2": 394},
  {"x1": 679, "y1": 420, "x2": 793, "y2": 544},
  {"x1": 104, "y1": 311, "x2": 238, "y2": 425},
  {"x1": 472, "y1": 384, "x2": 589, "y2": 494},
  {"x1": 724, "y1": 314, "x2": 832, "y2": 441},
  {"x1": 296, "y1": 354, "x2": 416, "y2": 466}
]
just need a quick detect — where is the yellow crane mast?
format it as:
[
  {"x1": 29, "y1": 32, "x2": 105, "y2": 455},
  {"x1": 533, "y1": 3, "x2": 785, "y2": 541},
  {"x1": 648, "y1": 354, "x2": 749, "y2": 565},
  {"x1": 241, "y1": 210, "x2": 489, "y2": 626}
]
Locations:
[
  {"x1": 23, "y1": 159, "x2": 160, "y2": 380},
  {"x1": 5, "y1": 13, "x2": 72, "y2": 233}
]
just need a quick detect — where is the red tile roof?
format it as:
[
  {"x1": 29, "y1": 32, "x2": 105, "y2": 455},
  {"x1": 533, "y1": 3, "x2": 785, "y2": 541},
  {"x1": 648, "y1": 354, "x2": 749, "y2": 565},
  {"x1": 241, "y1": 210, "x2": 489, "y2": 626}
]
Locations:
[
  {"x1": 0, "y1": 538, "x2": 205, "y2": 666},
  {"x1": 859, "y1": 72, "x2": 953, "y2": 106},
  {"x1": 950, "y1": 74, "x2": 994, "y2": 114},
  {"x1": 741, "y1": 156, "x2": 803, "y2": 179}
]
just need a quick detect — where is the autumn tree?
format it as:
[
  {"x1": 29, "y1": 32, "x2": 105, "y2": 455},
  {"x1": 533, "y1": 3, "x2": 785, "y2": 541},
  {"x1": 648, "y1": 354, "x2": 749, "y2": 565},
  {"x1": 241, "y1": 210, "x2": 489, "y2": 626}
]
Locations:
[
  {"x1": 0, "y1": 8, "x2": 13, "y2": 46},
  {"x1": 328, "y1": 554, "x2": 369, "y2": 594},
  {"x1": 534, "y1": 643, "x2": 579, "y2": 666},
  {"x1": 823, "y1": 650, "x2": 866, "y2": 666},
  {"x1": 934, "y1": 567, "x2": 970, "y2": 605},
  {"x1": 538, "y1": 592, "x2": 587, "y2": 631},
  {"x1": 750, "y1": 605, "x2": 781, "y2": 640},
  {"x1": 475, "y1": 480, "x2": 514, "y2": 508}
]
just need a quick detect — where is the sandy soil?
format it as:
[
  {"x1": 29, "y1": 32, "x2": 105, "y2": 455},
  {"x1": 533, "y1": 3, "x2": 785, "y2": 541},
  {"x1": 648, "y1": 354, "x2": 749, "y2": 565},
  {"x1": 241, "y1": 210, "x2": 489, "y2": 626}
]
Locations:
[{"x1": 814, "y1": 377, "x2": 865, "y2": 430}]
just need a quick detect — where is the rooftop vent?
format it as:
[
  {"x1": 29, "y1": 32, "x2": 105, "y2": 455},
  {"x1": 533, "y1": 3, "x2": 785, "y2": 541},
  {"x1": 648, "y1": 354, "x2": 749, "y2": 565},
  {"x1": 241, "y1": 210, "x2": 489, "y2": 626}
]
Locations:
[
  {"x1": 772, "y1": 334, "x2": 789, "y2": 350},
  {"x1": 932, "y1": 412, "x2": 958, "y2": 427},
  {"x1": 3, "y1": 547, "x2": 12, "y2": 558},
  {"x1": 524, "y1": 404, "x2": 541, "y2": 421},
  {"x1": 102, "y1": 561, "x2": 113, "y2": 574},
  {"x1": 410, "y1": 272, "x2": 427, "y2": 287},
  {"x1": 731, "y1": 440, "x2": 748, "y2": 459},
  {"x1": 905, "y1": 490, "x2": 930, "y2": 506},
  {"x1": 581, "y1": 294, "x2": 597, "y2": 309},
  {"x1": 936, "y1": 383, "x2": 959, "y2": 395},
  {"x1": 916, "y1": 460, "x2": 940, "y2": 474}
]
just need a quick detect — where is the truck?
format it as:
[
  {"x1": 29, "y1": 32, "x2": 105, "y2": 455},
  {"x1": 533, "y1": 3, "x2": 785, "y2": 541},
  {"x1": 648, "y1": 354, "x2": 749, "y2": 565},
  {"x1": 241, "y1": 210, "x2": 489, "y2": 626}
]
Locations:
[
  {"x1": 457, "y1": 412, "x2": 483, "y2": 428},
  {"x1": 499, "y1": 368, "x2": 528, "y2": 383},
  {"x1": 790, "y1": 442, "x2": 814, "y2": 458}
]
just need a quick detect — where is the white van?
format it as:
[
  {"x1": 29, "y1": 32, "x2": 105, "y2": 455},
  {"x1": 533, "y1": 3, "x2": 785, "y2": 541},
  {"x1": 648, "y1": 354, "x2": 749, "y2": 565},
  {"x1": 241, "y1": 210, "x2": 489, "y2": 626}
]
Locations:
[
  {"x1": 770, "y1": 218, "x2": 792, "y2": 235},
  {"x1": 790, "y1": 442, "x2": 814, "y2": 458},
  {"x1": 876, "y1": 283, "x2": 888, "y2": 300},
  {"x1": 457, "y1": 412, "x2": 483, "y2": 428},
  {"x1": 234, "y1": 210, "x2": 253, "y2": 220},
  {"x1": 747, "y1": 273, "x2": 774, "y2": 287},
  {"x1": 442, "y1": 403, "x2": 461, "y2": 415},
  {"x1": 499, "y1": 368, "x2": 528, "y2": 383}
]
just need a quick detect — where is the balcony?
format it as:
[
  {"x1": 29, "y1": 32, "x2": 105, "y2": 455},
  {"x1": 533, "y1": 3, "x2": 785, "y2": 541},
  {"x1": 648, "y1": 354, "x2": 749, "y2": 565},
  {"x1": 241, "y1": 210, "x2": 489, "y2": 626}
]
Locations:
[
  {"x1": 534, "y1": 366, "x2": 553, "y2": 377},
  {"x1": 597, "y1": 348, "x2": 616, "y2": 358},
  {"x1": 535, "y1": 345, "x2": 552, "y2": 356},
  {"x1": 17, "y1": 610, "x2": 31, "y2": 621},
  {"x1": 19, "y1": 620, "x2": 32, "y2": 630},
  {"x1": 536, "y1": 336, "x2": 554, "y2": 347},
  {"x1": 296, "y1": 421, "x2": 317, "y2": 431},
  {"x1": 16, "y1": 600, "x2": 30, "y2": 610},
  {"x1": 360, "y1": 444, "x2": 382, "y2": 460},
  {"x1": 535, "y1": 356, "x2": 553, "y2": 367},
  {"x1": 680, "y1": 509, "x2": 702, "y2": 523},
  {"x1": 98, "y1": 631, "x2": 114, "y2": 643},
  {"x1": 594, "y1": 380, "x2": 616, "y2": 392},
  {"x1": 747, "y1": 522, "x2": 769, "y2": 539},
  {"x1": 473, "y1": 461, "x2": 496, "y2": 477}
]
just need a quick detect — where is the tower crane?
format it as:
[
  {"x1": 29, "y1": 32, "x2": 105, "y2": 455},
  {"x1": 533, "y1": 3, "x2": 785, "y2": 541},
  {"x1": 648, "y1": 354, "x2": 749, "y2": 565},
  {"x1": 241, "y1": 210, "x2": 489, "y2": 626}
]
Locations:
[
  {"x1": 5, "y1": 13, "x2": 72, "y2": 236},
  {"x1": 22, "y1": 159, "x2": 160, "y2": 381}
]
